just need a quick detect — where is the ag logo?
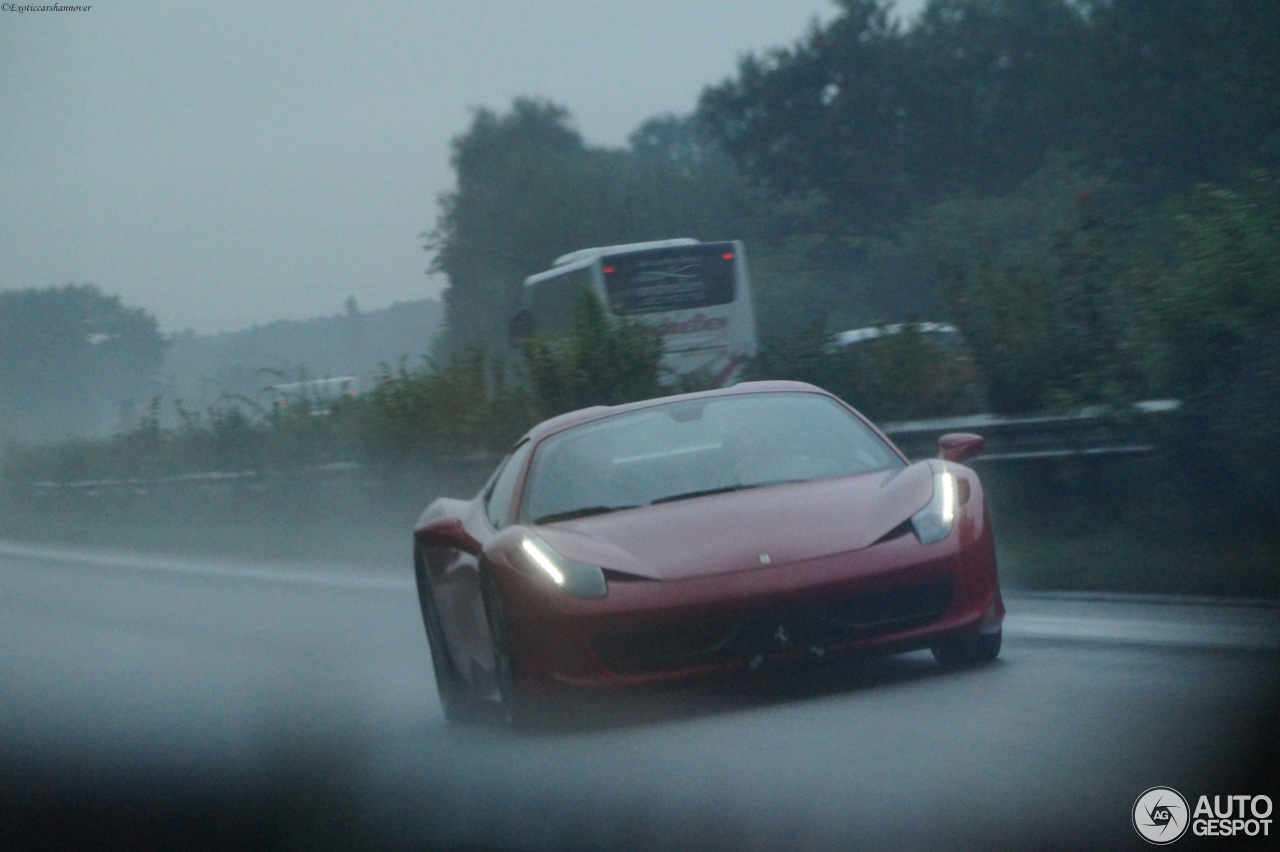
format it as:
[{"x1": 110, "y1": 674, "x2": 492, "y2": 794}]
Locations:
[{"x1": 1133, "y1": 787, "x2": 1190, "y2": 844}]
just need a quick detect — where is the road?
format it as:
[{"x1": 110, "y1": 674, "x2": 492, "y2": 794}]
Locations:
[{"x1": 2, "y1": 540, "x2": 1277, "y2": 850}]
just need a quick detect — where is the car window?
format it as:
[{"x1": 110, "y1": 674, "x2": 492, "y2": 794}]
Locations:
[
  {"x1": 483, "y1": 440, "x2": 531, "y2": 529},
  {"x1": 520, "y1": 392, "x2": 903, "y2": 524}
]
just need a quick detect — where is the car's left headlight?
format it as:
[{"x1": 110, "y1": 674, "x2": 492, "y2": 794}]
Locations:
[
  {"x1": 516, "y1": 534, "x2": 608, "y2": 599},
  {"x1": 911, "y1": 469, "x2": 958, "y2": 545}
]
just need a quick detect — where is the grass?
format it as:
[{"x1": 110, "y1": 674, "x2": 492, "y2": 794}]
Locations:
[
  {"x1": 981, "y1": 455, "x2": 1280, "y2": 598},
  {"x1": 996, "y1": 526, "x2": 1279, "y2": 598}
]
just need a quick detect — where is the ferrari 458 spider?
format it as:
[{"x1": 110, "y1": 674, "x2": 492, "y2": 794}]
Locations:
[{"x1": 412, "y1": 381, "x2": 1003, "y2": 725}]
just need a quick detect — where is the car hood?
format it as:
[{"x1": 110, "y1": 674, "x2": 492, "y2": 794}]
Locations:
[{"x1": 534, "y1": 461, "x2": 934, "y2": 581}]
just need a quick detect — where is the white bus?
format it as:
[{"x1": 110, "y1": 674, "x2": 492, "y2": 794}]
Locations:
[
  {"x1": 515, "y1": 238, "x2": 758, "y2": 387},
  {"x1": 268, "y1": 375, "x2": 359, "y2": 417}
]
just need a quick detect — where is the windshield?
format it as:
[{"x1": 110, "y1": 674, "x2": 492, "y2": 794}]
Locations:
[
  {"x1": 519, "y1": 392, "x2": 903, "y2": 524},
  {"x1": 602, "y1": 242, "x2": 737, "y2": 315}
]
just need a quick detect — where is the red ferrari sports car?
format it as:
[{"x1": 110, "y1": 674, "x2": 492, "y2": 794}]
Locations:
[{"x1": 412, "y1": 381, "x2": 1004, "y2": 725}]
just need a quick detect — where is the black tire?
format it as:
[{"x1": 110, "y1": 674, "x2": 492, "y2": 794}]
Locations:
[
  {"x1": 414, "y1": 549, "x2": 484, "y2": 724},
  {"x1": 931, "y1": 627, "x2": 1002, "y2": 669}
]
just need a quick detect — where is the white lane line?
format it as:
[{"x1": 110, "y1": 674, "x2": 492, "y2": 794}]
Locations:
[
  {"x1": 1005, "y1": 614, "x2": 1280, "y2": 651},
  {"x1": 0, "y1": 540, "x2": 415, "y2": 593}
]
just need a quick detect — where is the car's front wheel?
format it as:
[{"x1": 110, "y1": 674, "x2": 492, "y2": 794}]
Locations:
[{"x1": 931, "y1": 627, "x2": 1002, "y2": 669}]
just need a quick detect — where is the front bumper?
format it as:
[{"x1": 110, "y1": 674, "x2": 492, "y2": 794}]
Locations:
[{"x1": 496, "y1": 515, "x2": 1003, "y2": 692}]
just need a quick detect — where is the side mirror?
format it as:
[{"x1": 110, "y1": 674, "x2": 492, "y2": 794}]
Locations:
[
  {"x1": 415, "y1": 515, "x2": 481, "y2": 554},
  {"x1": 937, "y1": 432, "x2": 985, "y2": 464}
]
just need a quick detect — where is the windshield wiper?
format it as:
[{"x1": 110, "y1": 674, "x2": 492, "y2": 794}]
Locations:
[
  {"x1": 743, "y1": 477, "x2": 809, "y2": 489},
  {"x1": 533, "y1": 505, "x2": 639, "y2": 524},
  {"x1": 650, "y1": 478, "x2": 811, "y2": 506},
  {"x1": 650, "y1": 485, "x2": 746, "y2": 505}
]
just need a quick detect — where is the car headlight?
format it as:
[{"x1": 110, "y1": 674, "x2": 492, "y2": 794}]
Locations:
[
  {"x1": 517, "y1": 535, "x2": 608, "y2": 599},
  {"x1": 911, "y1": 469, "x2": 958, "y2": 545}
]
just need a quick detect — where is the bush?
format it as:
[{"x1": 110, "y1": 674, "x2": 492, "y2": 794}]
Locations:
[
  {"x1": 1140, "y1": 173, "x2": 1280, "y2": 516},
  {"x1": 747, "y1": 322, "x2": 983, "y2": 422},
  {"x1": 522, "y1": 292, "x2": 665, "y2": 418},
  {"x1": 360, "y1": 350, "x2": 533, "y2": 466},
  {"x1": 944, "y1": 201, "x2": 1148, "y2": 414}
]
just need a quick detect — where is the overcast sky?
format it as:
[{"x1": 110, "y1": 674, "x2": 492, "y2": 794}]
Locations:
[{"x1": 1, "y1": 0, "x2": 923, "y2": 335}]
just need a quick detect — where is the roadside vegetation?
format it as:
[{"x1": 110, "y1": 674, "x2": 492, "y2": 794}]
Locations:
[
  {"x1": 3, "y1": 257, "x2": 1276, "y2": 596},
  {"x1": 2, "y1": 0, "x2": 1276, "y2": 595}
]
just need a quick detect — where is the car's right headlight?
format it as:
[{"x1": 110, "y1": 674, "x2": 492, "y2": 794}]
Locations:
[
  {"x1": 516, "y1": 534, "x2": 608, "y2": 599},
  {"x1": 911, "y1": 469, "x2": 958, "y2": 545}
]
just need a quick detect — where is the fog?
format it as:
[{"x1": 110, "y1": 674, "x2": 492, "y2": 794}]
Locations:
[
  {"x1": 0, "y1": 0, "x2": 924, "y2": 335},
  {"x1": 3, "y1": 2, "x2": 1277, "y2": 846}
]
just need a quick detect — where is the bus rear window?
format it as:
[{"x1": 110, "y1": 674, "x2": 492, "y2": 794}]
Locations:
[{"x1": 602, "y1": 242, "x2": 736, "y2": 315}]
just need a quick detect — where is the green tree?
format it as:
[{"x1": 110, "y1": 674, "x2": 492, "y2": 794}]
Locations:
[
  {"x1": 427, "y1": 100, "x2": 752, "y2": 358},
  {"x1": 698, "y1": 0, "x2": 909, "y2": 229},
  {"x1": 1080, "y1": 0, "x2": 1280, "y2": 192},
  {"x1": 624, "y1": 114, "x2": 754, "y2": 242},
  {"x1": 700, "y1": 0, "x2": 1280, "y2": 226},
  {"x1": 941, "y1": 186, "x2": 1148, "y2": 413},
  {"x1": 904, "y1": 0, "x2": 1089, "y2": 199},
  {"x1": 1141, "y1": 173, "x2": 1280, "y2": 513},
  {"x1": 698, "y1": 0, "x2": 1092, "y2": 232},
  {"x1": 0, "y1": 284, "x2": 165, "y2": 443},
  {"x1": 427, "y1": 99, "x2": 590, "y2": 357}
]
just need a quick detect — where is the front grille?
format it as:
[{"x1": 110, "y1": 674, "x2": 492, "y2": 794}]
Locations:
[
  {"x1": 821, "y1": 580, "x2": 952, "y2": 633},
  {"x1": 591, "y1": 578, "x2": 952, "y2": 675}
]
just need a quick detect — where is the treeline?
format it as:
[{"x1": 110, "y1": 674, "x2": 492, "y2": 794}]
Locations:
[
  {"x1": 5, "y1": 0, "x2": 1278, "y2": 521},
  {"x1": 0, "y1": 284, "x2": 165, "y2": 444},
  {"x1": 162, "y1": 297, "x2": 444, "y2": 414},
  {"x1": 0, "y1": 286, "x2": 444, "y2": 446},
  {"x1": 0, "y1": 298, "x2": 662, "y2": 488},
  {"x1": 421, "y1": 0, "x2": 1278, "y2": 515},
  {"x1": 699, "y1": 0, "x2": 1279, "y2": 230},
  {"x1": 432, "y1": 0, "x2": 1278, "y2": 350}
]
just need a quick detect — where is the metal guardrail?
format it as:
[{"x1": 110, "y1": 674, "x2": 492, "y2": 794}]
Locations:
[
  {"x1": 881, "y1": 400, "x2": 1181, "y2": 462},
  {"x1": 21, "y1": 401, "x2": 1183, "y2": 495},
  {"x1": 28, "y1": 462, "x2": 369, "y2": 497}
]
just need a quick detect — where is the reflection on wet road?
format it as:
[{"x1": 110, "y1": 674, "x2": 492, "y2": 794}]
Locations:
[{"x1": 2, "y1": 541, "x2": 1276, "y2": 849}]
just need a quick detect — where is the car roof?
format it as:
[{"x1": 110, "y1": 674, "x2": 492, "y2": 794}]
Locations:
[{"x1": 522, "y1": 380, "x2": 833, "y2": 444}]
